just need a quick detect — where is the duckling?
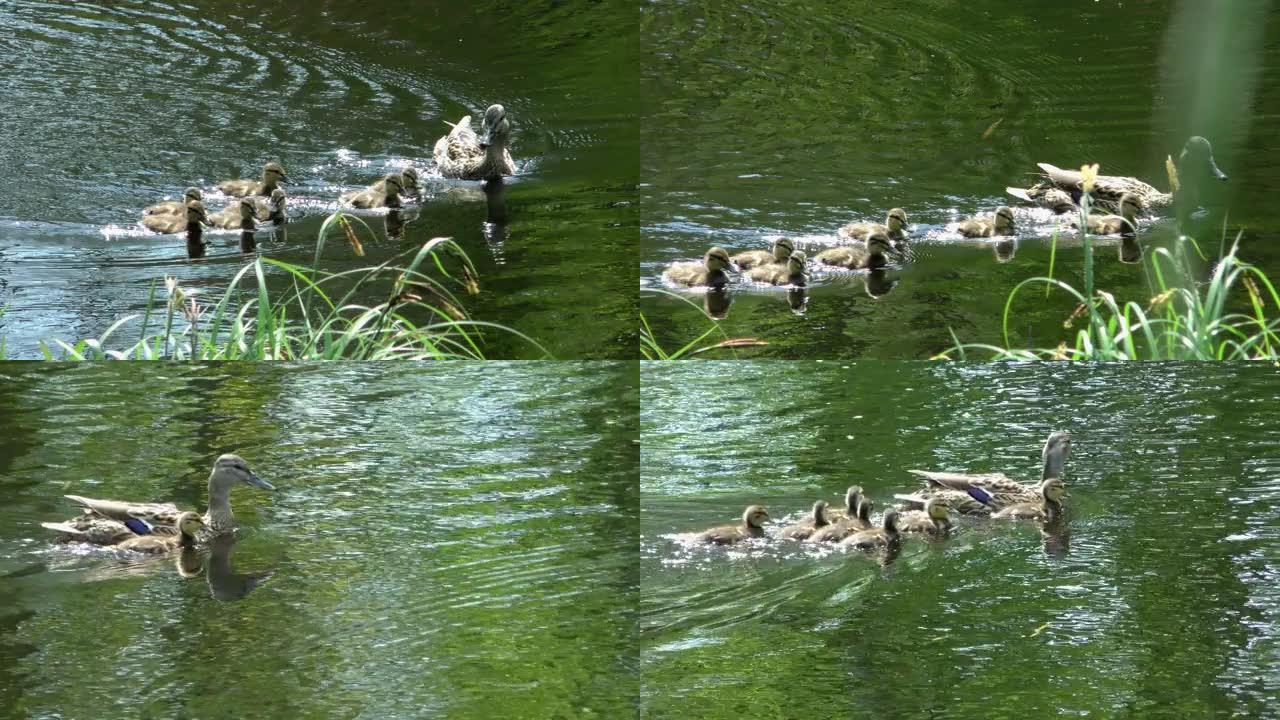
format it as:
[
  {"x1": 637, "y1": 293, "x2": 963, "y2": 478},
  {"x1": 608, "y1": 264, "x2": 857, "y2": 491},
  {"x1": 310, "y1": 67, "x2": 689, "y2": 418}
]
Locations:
[
  {"x1": 665, "y1": 247, "x2": 733, "y2": 288},
  {"x1": 957, "y1": 206, "x2": 1015, "y2": 238},
  {"x1": 824, "y1": 486, "x2": 862, "y2": 521},
  {"x1": 400, "y1": 167, "x2": 421, "y2": 196},
  {"x1": 1077, "y1": 193, "x2": 1140, "y2": 235},
  {"x1": 143, "y1": 187, "x2": 202, "y2": 217},
  {"x1": 894, "y1": 498, "x2": 952, "y2": 537},
  {"x1": 207, "y1": 197, "x2": 258, "y2": 231},
  {"x1": 116, "y1": 512, "x2": 205, "y2": 554},
  {"x1": 815, "y1": 230, "x2": 893, "y2": 269},
  {"x1": 695, "y1": 505, "x2": 769, "y2": 545},
  {"x1": 969, "y1": 477, "x2": 1067, "y2": 522},
  {"x1": 839, "y1": 208, "x2": 909, "y2": 248},
  {"x1": 142, "y1": 199, "x2": 207, "y2": 242},
  {"x1": 838, "y1": 509, "x2": 901, "y2": 551},
  {"x1": 731, "y1": 237, "x2": 793, "y2": 271},
  {"x1": 342, "y1": 173, "x2": 409, "y2": 209},
  {"x1": 746, "y1": 250, "x2": 806, "y2": 286},
  {"x1": 779, "y1": 501, "x2": 831, "y2": 540},
  {"x1": 44, "y1": 454, "x2": 274, "y2": 541},
  {"x1": 807, "y1": 497, "x2": 873, "y2": 543},
  {"x1": 252, "y1": 188, "x2": 287, "y2": 223},
  {"x1": 218, "y1": 162, "x2": 289, "y2": 198},
  {"x1": 434, "y1": 104, "x2": 516, "y2": 181}
]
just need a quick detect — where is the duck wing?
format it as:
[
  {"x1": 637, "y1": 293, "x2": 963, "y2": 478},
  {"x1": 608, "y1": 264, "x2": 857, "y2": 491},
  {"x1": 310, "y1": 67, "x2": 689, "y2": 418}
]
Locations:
[
  {"x1": 907, "y1": 470, "x2": 1020, "y2": 492},
  {"x1": 64, "y1": 495, "x2": 183, "y2": 525}
]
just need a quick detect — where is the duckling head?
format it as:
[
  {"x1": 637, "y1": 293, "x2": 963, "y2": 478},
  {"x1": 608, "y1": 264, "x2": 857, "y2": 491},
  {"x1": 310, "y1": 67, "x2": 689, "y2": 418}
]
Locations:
[
  {"x1": 856, "y1": 497, "x2": 873, "y2": 523},
  {"x1": 480, "y1": 104, "x2": 511, "y2": 149},
  {"x1": 1180, "y1": 136, "x2": 1227, "y2": 182},
  {"x1": 400, "y1": 167, "x2": 420, "y2": 193},
  {"x1": 786, "y1": 250, "x2": 807, "y2": 274},
  {"x1": 742, "y1": 505, "x2": 769, "y2": 528},
  {"x1": 269, "y1": 188, "x2": 287, "y2": 210},
  {"x1": 211, "y1": 453, "x2": 274, "y2": 492},
  {"x1": 1118, "y1": 193, "x2": 1141, "y2": 223},
  {"x1": 264, "y1": 162, "x2": 290, "y2": 183},
  {"x1": 385, "y1": 173, "x2": 406, "y2": 195},
  {"x1": 810, "y1": 500, "x2": 829, "y2": 523},
  {"x1": 704, "y1": 246, "x2": 732, "y2": 271},
  {"x1": 925, "y1": 497, "x2": 951, "y2": 522},
  {"x1": 1042, "y1": 430, "x2": 1072, "y2": 478},
  {"x1": 186, "y1": 200, "x2": 208, "y2": 225},
  {"x1": 175, "y1": 511, "x2": 206, "y2": 536},
  {"x1": 994, "y1": 206, "x2": 1016, "y2": 233},
  {"x1": 182, "y1": 187, "x2": 203, "y2": 202},
  {"x1": 886, "y1": 208, "x2": 908, "y2": 233},
  {"x1": 771, "y1": 237, "x2": 795, "y2": 261},
  {"x1": 843, "y1": 485, "x2": 863, "y2": 512},
  {"x1": 865, "y1": 230, "x2": 894, "y2": 259},
  {"x1": 1041, "y1": 477, "x2": 1068, "y2": 505},
  {"x1": 882, "y1": 508, "x2": 901, "y2": 534}
]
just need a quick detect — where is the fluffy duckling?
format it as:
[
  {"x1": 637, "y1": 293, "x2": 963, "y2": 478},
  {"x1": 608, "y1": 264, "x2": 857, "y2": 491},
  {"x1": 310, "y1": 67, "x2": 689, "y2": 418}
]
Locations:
[
  {"x1": 807, "y1": 497, "x2": 873, "y2": 543},
  {"x1": 825, "y1": 486, "x2": 863, "y2": 521},
  {"x1": 207, "y1": 197, "x2": 258, "y2": 231},
  {"x1": 746, "y1": 251, "x2": 807, "y2": 286},
  {"x1": 143, "y1": 187, "x2": 202, "y2": 217},
  {"x1": 342, "y1": 173, "x2": 409, "y2": 209},
  {"x1": 252, "y1": 188, "x2": 287, "y2": 223},
  {"x1": 400, "y1": 167, "x2": 421, "y2": 196},
  {"x1": 218, "y1": 162, "x2": 289, "y2": 198},
  {"x1": 434, "y1": 104, "x2": 516, "y2": 181},
  {"x1": 895, "y1": 498, "x2": 952, "y2": 537},
  {"x1": 115, "y1": 512, "x2": 205, "y2": 554},
  {"x1": 665, "y1": 247, "x2": 733, "y2": 288},
  {"x1": 142, "y1": 199, "x2": 207, "y2": 241},
  {"x1": 838, "y1": 208, "x2": 909, "y2": 248},
  {"x1": 957, "y1": 206, "x2": 1015, "y2": 238},
  {"x1": 970, "y1": 477, "x2": 1068, "y2": 522},
  {"x1": 779, "y1": 501, "x2": 831, "y2": 540},
  {"x1": 838, "y1": 509, "x2": 901, "y2": 551},
  {"x1": 695, "y1": 505, "x2": 769, "y2": 545},
  {"x1": 1078, "y1": 193, "x2": 1140, "y2": 235},
  {"x1": 816, "y1": 230, "x2": 893, "y2": 269},
  {"x1": 731, "y1": 237, "x2": 794, "y2": 271}
]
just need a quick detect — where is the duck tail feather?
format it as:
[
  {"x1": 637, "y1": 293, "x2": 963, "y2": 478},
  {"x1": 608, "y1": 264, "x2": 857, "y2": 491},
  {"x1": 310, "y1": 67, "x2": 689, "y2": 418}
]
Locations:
[{"x1": 40, "y1": 522, "x2": 84, "y2": 536}]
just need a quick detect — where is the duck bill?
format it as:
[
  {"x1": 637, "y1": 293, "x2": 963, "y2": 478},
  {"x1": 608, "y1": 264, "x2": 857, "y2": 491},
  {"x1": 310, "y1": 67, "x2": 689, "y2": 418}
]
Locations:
[
  {"x1": 245, "y1": 472, "x2": 275, "y2": 490},
  {"x1": 1210, "y1": 160, "x2": 1228, "y2": 182}
]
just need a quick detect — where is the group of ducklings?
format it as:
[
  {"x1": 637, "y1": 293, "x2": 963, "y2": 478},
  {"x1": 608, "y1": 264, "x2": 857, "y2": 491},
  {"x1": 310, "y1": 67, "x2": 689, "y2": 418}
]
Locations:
[
  {"x1": 690, "y1": 431, "x2": 1072, "y2": 559},
  {"x1": 138, "y1": 104, "x2": 517, "y2": 248},
  {"x1": 40, "y1": 454, "x2": 274, "y2": 555},
  {"x1": 666, "y1": 137, "x2": 1227, "y2": 289}
]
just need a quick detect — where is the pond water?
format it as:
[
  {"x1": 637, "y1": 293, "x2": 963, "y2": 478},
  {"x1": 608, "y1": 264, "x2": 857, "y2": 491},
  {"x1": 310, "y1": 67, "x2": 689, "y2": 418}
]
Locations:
[
  {"x1": 0, "y1": 363, "x2": 638, "y2": 718},
  {"x1": 640, "y1": 0, "x2": 1280, "y2": 358},
  {"x1": 641, "y1": 361, "x2": 1280, "y2": 718},
  {"x1": 0, "y1": 0, "x2": 637, "y2": 359}
]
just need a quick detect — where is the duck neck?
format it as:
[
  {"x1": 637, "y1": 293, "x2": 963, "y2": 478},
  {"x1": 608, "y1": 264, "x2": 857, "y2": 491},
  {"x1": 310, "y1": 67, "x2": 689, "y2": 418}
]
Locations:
[{"x1": 207, "y1": 481, "x2": 235, "y2": 531}]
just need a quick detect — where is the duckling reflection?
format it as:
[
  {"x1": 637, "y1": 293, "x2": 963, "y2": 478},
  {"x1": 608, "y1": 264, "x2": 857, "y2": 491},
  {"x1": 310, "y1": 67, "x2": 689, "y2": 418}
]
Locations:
[
  {"x1": 239, "y1": 229, "x2": 257, "y2": 253},
  {"x1": 787, "y1": 287, "x2": 808, "y2": 314},
  {"x1": 863, "y1": 269, "x2": 897, "y2": 298},
  {"x1": 993, "y1": 237, "x2": 1017, "y2": 263},
  {"x1": 704, "y1": 287, "x2": 732, "y2": 320},
  {"x1": 1039, "y1": 516, "x2": 1072, "y2": 556},
  {"x1": 384, "y1": 209, "x2": 416, "y2": 239},
  {"x1": 483, "y1": 179, "x2": 511, "y2": 258},
  {"x1": 203, "y1": 534, "x2": 273, "y2": 602},
  {"x1": 1119, "y1": 235, "x2": 1143, "y2": 264}
]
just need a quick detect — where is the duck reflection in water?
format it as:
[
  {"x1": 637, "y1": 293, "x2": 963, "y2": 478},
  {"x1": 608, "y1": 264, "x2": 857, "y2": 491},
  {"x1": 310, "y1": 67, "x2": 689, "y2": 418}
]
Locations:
[
  {"x1": 993, "y1": 237, "x2": 1017, "y2": 263},
  {"x1": 787, "y1": 286, "x2": 808, "y2": 314},
  {"x1": 483, "y1": 178, "x2": 510, "y2": 261},
  {"x1": 704, "y1": 287, "x2": 732, "y2": 320},
  {"x1": 187, "y1": 534, "x2": 274, "y2": 602},
  {"x1": 1039, "y1": 516, "x2": 1071, "y2": 556},
  {"x1": 385, "y1": 209, "x2": 419, "y2": 239},
  {"x1": 239, "y1": 229, "x2": 257, "y2": 254},
  {"x1": 1119, "y1": 235, "x2": 1142, "y2": 264}
]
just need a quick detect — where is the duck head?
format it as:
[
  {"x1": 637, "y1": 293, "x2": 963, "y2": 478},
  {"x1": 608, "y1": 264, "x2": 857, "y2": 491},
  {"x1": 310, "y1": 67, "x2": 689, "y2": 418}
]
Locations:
[
  {"x1": 1179, "y1": 136, "x2": 1227, "y2": 183},
  {"x1": 865, "y1": 230, "x2": 894, "y2": 265},
  {"x1": 210, "y1": 453, "x2": 274, "y2": 492},
  {"x1": 1042, "y1": 430, "x2": 1072, "y2": 479},
  {"x1": 771, "y1": 237, "x2": 795, "y2": 262},
  {"x1": 186, "y1": 199, "x2": 208, "y2": 226},
  {"x1": 856, "y1": 497, "x2": 873, "y2": 524},
  {"x1": 1040, "y1": 477, "x2": 1068, "y2": 505},
  {"x1": 1118, "y1": 193, "x2": 1141, "y2": 228},
  {"x1": 924, "y1": 497, "x2": 951, "y2": 522},
  {"x1": 175, "y1": 511, "x2": 206, "y2": 537},
  {"x1": 843, "y1": 485, "x2": 863, "y2": 513},
  {"x1": 742, "y1": 505, "x2": 770, "y2": 528},
  {"x1": 400, "y1": 167, "x2": 421, "y2": 194},
  {"x1": 480, "y1": 104, "x2": 511, "y2": 149},
  {"x1": 182, "y1": 187, "x2": 203, "y2": 203},
  {"x1": 238, "y1": 197, "x2": 257, "y2": 229},
  {"x1": 994, "y1": 206, "x2": 1016, "y2": 233},
  {"x1": 786, "y1": 250, "x2": 807, "y2": 276},
  {"x1": 881, "y1": 508, "x2": 901, "y2": 534},
  {"x1": 704, "y1": 246, "x2": 732, "y2": 272},
  {"x1": 810, "y1": 500, "x2": 829, "y2": 524},
  {"x1": 269, "y1": 188, "x2": 287, "y2": 212}
]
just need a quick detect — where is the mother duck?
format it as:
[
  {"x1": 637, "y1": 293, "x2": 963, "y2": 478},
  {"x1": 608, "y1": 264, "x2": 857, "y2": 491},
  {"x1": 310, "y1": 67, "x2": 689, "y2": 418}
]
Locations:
[
  {"x1": 434, "y1": 104, "x2": 516, "y2": 181},
  {"x1": 41, "y1": 454, "x2": 273, "y2": 544}
]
